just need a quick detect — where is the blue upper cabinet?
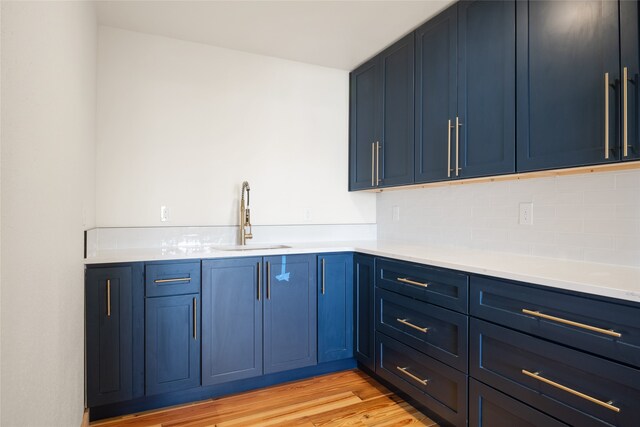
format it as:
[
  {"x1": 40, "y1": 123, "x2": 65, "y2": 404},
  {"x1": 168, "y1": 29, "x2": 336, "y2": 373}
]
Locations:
[
  {"x1": 349, "y1": 58, "x2": 379, "y2": 191},
  {"x1": 416, "y1": 1, "x2": 515, "y2": 183},
  {"x1": 349, "y1": 34, "x2": 415, "y2": 190},
  {"x1": 201, "y1": 258, "x2": 263, "y2": 386},
  {"x1": 145, "y1": 293, "x2": 200, "y2": 396},
  {"x1": 415, "y1": 5, "x2": 458, "y2": 183},
  {"x1": 318, "y1": 254, "x2": 354, "y2": 363},
  {"x1": 620, "y1": 0, "x2": 640, "y2": 162},
  {"x1": 516, "y1": 0, "x2": 620, "y2": 171},
  {"x1": 263, "y1": 254, "x2": 317, "y2": 374},
  {"x1": 378, "y1": 33, "x2": 415, "y2": 188},
  {"x1": 457, "y1": 0, "x2": 515, "y2": 178},
  {"x1": 86, "y1": 264, "x2": 144, "y2": 407}
]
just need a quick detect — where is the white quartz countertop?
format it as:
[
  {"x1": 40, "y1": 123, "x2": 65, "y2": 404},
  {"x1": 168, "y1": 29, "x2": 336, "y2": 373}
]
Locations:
[{"x1": 85, "y1": 241, "x2": 640, "y2": 304}]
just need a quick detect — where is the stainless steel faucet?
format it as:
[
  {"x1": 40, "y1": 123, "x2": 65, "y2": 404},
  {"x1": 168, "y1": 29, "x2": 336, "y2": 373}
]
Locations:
[{"x1": 239, "y1": 181, "x2": 253, "y2": 245}]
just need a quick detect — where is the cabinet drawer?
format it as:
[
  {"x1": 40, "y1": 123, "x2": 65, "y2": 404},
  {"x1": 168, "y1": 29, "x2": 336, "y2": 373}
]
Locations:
[
  {"x1": 376, "y1": 258, "x2": 468, "y2": 313},
  {"x1": 469, "y1": 379, "x2": 568, "y2": 427},
  {"x1": 471, "y1": 319, "x2": 640, "y2": 427},
  {"x1": 145, "y1": 262, "x2": 200, "y2": 296},
  {"x1": 470, "y1": 276, "x2": 640, "y2": 367},
  {"x1": 376, "y1": 288, "x2": 468, "y2": 372},
  {"x1": 376, "y1": 332, "x2": 467, "y2": 426}
]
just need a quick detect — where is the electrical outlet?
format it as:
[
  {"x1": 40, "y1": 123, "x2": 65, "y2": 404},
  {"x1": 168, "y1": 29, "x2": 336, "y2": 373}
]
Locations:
[
  {"x1": 519, "y1": 203, "x2": 533, "y2": 225},
  {"x1": 303, "y1": 208, "x2": 312, "y2": 221},
  {"x1": 392, "y1": 206, "x2": 400, "y2": 222},
  {"x1": 160, "y1": 205, "x2": 169, "y2": 222}
]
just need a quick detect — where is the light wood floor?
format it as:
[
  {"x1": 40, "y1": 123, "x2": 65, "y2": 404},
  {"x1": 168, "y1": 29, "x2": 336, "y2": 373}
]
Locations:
[{"x1": 91, "y1": 370, "x2": 437, "y2": 426}]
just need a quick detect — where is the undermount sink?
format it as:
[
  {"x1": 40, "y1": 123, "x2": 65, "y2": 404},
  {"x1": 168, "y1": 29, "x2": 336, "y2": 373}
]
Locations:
[{"x1": 215, "y1": 244, "x2": 291, "y2": 252}]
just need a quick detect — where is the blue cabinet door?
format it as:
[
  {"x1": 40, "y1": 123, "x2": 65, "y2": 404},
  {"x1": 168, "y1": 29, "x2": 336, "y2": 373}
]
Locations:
[
  {"x1": 263, "y1": 254, "x2": 317, "y2": 374},
  {"x1": 620, "y1": 0, "x2": 640, "y2": 162},
  {"x1": 318, "y1": 254, "x2": 354, "y2": 363},
  {"x1": 86, "y1": 264, "x2": 143, "y2": 407},
  {"x1": 354, "y1": 254, "x2": 375, "y2": 370},
  {"x1": 516, "y1": 0, "x2": 620, "y2": 171},
  {"x1": 415, "y1": 5, "x2": 457, "y2": 183},
  {"x1": 201, "y1": 258, "x2": 263, "y2": 386},
  {"x1": 457, "y1": 0, "x2": 515, "y2": 178},
  {"x1": 349, "y1": 58, "x2": 379, "y2": 191},
  {"x1": 379, "y1": 33, "x2": 415, "y2": 187},
  {"x1": 145, "y1": 294, "x2": 200, "y2": 395}
]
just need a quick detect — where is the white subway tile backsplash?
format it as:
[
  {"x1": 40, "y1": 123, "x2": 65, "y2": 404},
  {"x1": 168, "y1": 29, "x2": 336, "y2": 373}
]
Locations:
[{"x1": 377, "y1": 169, "x2": 640, "y2": 267}]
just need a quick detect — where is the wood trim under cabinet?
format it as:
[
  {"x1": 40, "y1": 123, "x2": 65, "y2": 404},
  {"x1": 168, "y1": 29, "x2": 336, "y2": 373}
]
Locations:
[{"x1": 365, "y1": 160, "x2": 640, "y2": 192}]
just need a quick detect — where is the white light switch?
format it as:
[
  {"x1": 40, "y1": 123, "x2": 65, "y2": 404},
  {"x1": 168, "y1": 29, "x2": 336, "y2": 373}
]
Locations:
[
  {"x1": 519, "y1": 203, "x2": 533, "y2": 225},
  {"x1": 160, "y1": 205, "x2": 169, "y2": 222}
]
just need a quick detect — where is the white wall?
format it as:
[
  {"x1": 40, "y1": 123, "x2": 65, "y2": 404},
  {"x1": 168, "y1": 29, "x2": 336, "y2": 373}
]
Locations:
[
  {"x1": 1, "y1": 1, "x2": 96, "y2": 426},
  {"x1": 377, "y1": 170, "x2": 640, "y2": 267},
  {"x1": 97, "y1": 26, "x2": 375, "y2": 228}
]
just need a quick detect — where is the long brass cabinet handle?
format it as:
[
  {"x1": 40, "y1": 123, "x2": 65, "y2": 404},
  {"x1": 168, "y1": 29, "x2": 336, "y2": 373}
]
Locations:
[
  {"x1": 455, "y1": 116, "x2": 461, "y2": 177},
  {"x1": 521, "y1": 369, "x2": 620, "y2": 413},
  {"x1": 396, "y1": 277, "x2": 429, "y2": 288},
  {"x1": 193, "y1": 297, "x2": 197, "y2": 340},
  {"x1": 521, "y1": 309, "x2": 621, "y2": 338},
  {"x1": 106, "y1": 279, "x2": 111, "y2": 317},
  {"x1": 371, "y1": 142, "x2": 375, "y2": 187},
  {"x1": 257, "y1": 262, "x2": 261, "y2": 301},
  {"x1": 154, "y1": 277, "x2": 191, "y2": 284},
  {"x1": 396, "y1": 318, "x2": 429, "y2": 333},
  {"x1": 447, "y1": 119, "x2": 452, "y2": 177},
  {"x1": 604, "y1": 72, "x2": 610, "y2": 159},
  {"x1": 267, "y1": 262, "x2": 271, "y2": 300},
  {"x1": 321, "y1": 258, "x2": 326, "y2": 295},
  {"x1": 623, "y1": 66, "x2": 629, "y2": 158},
  {"x1": 396, "y1": 366, "x2": 429, "y2": 385},
  {"x1": 376, "y1": 141, "x2": 381, "y2": 184}
]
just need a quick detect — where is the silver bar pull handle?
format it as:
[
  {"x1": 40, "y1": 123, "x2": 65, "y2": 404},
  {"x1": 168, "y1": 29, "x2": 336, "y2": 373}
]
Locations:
[
  {"x1": 624, "y1": 67, "x2": 629, "y2": 157},
  {"x1": 396, "y1": 277, "x2": 429, "y2": 288},
  {"x1": 455, "y1": 116, "x2": 461, "y2": 177},
  {"x1": 257, "y1": 262, "x2": 261, "y2": 301},
  {"x1": 396, "y1": 318, "x2": 429, "y2": 333},
  {"x1": 371, "y1": 142, "x2": 375, "y2": 187},
  {"x1": 447, "y1": 119, "x2": 452, "y2": 177},
  {"x1": 321, "y1": 258, "x2": 326, "y2": 295},
  {"x1": 154, "y1": 277, "x2": 191, "y2": 284},
  {"x1": 396, "y1": 366, "x2": 429, "y2": 385},
  {"x1": 605, "y1": 72, "x2": 610, "y2": 159},
  {"x1": 521, "y1": 309, "x2": 621, "y2": 338},
  {"x1": 193, "y1": 297, "x2": 197, "y2": 340},
  {"x1": 106, "y1": 279, "x2": 111, "y2": 317},
  {"x1": 522, "y1": 370, "x2": 620, "y2": 413},
  {"x1": 376, "y1": 141, "x2": 381, "y2": 184}
]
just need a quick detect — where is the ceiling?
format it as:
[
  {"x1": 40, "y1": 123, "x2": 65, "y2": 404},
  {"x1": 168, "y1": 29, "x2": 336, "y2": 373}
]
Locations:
[{"x1": 96, "y1": 1, "x2": 454, "y2": 70}]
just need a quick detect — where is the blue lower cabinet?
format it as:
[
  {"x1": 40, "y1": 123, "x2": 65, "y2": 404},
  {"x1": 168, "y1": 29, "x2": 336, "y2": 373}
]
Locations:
[
  {"x1": 376, "y1": 288, "x2": 468, "y2": 372},
  {"x1": 318, "y1": 254, "x2": 354, "y2": 363},
  {"x1": 471, "y1": 319, "x2": 640, "y2": 427},
  {"x1": 86, "y1": 264, "x2": 144, "y2": 407},
  {"x1": 201, "y1": 258, "x2": 263, "y2": 386},
  {"x1": 145, "y1": 294, "x2": 200, "y2": 396},
  {"x1": 354, "y1": 254, "x2": 375, "y2": 370},
  {"x1": 263, "y1": 254, "x2": 317, "y2": 374},
  {"x1": 376, "y1": 332, "x2": 467, "y2": 426},
  {"x1": 469, "y1": 379, "x2": 567, "y2": 427}
]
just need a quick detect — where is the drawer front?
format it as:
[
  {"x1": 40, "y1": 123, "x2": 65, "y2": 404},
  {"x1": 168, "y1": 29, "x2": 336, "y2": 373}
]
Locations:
[
  {"x1": 470, "y1": 275, "x2": 640, "y2": 367},
  {"x1": 376, "y1": 258, "x2": 469, "y2": 313},
  {"x1": 471, "y1": 319, "x2": 640, "y2": 427},
  {"x1": 145, "y1": 262, "x2": 200, "y2": 296},
  {"x1": 469, "y1": 379, "x2": 568, "y2": 427},
  {"x1": 376, "y1": 332, "x2": 467, "y2": 426},
  {"x1": 376, "y1": 288, "x2": 468, "y2": 372}
]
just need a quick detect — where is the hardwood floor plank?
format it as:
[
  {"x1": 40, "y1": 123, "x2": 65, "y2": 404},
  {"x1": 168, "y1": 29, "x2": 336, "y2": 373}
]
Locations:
[{"x1": 90, "y1": 370, "x2": 436, "y2": 427}]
